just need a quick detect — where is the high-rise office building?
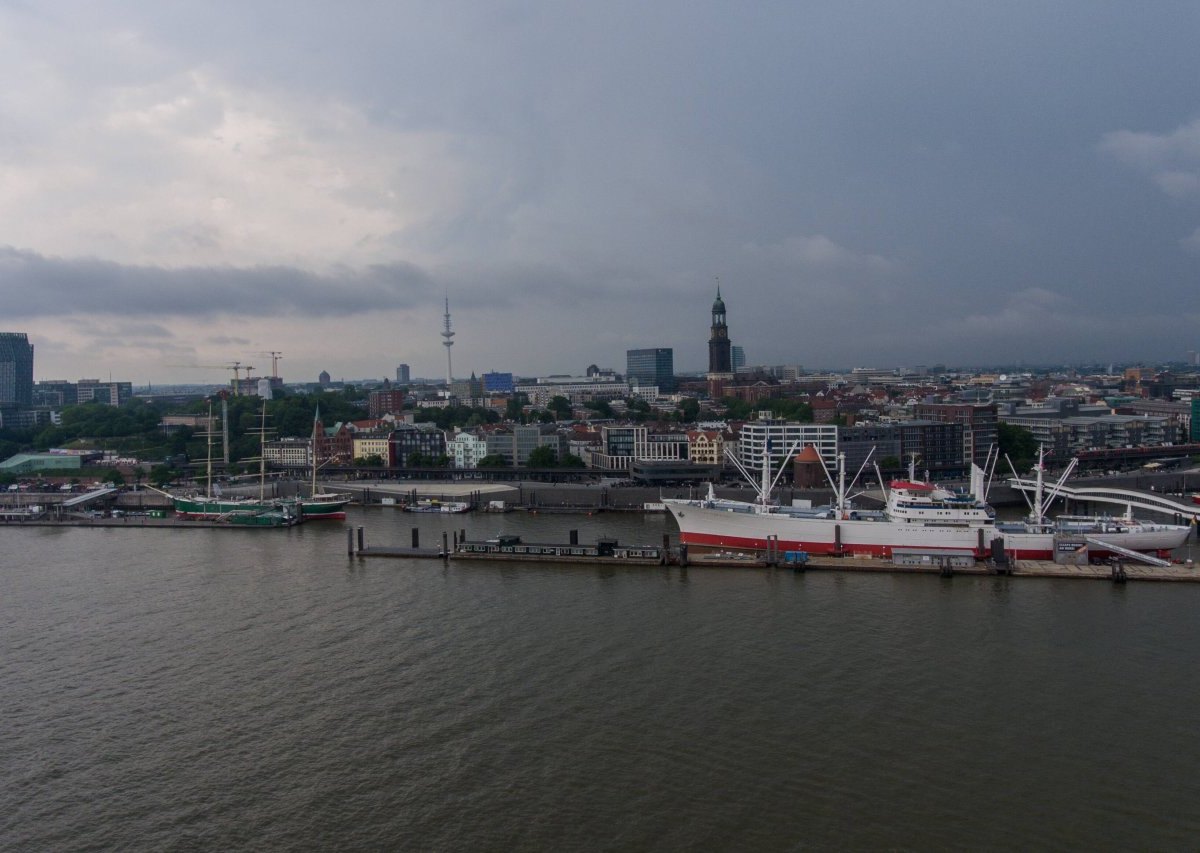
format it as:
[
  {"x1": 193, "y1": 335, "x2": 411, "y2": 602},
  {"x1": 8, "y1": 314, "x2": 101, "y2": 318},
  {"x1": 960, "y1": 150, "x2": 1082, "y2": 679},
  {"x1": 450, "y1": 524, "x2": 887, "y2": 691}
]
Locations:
[
  {"x1": 626, "y1": 348, "x2": 675, "y2": 392},
  {"x1": 396, "y1": 363, "x2": 411, "y2": 384},
  {"x1": 731, "y1": 345, "x2": 746, "y2": 372},
  {"x1": 483, "y1": 371, "x2": 515, "y2": 393},
  {"x1": 0, "y1": 332, "x2": 34, "y2": 406}
]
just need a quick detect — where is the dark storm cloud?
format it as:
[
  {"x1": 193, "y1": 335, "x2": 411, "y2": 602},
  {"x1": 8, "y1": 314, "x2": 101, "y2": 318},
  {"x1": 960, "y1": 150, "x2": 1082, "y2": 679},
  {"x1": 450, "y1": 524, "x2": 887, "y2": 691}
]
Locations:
[
  {"x1": 0, "y1": 246, "x2": 433, "y2": 319},
  {"x1": 4, "y1": 1, "x2": 1200, "y2": 374}
]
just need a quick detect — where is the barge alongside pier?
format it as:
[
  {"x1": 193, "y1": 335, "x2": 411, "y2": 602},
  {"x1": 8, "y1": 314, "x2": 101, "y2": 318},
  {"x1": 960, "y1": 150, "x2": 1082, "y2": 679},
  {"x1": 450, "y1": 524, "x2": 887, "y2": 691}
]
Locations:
[{"x1": 455, "y1": 534, "x2": 665, "y2": 565}]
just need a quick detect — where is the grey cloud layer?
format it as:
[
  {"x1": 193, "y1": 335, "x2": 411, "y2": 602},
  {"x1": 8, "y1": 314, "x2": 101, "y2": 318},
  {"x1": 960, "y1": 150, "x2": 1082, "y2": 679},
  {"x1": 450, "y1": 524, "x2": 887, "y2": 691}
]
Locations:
[
  {"x1": 3, "y1": 1, "x2": 1200, "y2": 376},
  {"x1": 0, "y1": 247, "x2": 432, "y2": 319}
]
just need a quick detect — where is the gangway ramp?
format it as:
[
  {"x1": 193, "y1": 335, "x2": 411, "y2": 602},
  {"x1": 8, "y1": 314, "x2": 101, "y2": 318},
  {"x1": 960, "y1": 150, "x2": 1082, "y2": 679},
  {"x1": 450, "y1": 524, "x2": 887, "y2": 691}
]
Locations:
[
  {"x1": 61, "y1": 487, "x2": 119, "y2": 508},
  {"x1": 1084, "y1": 537, "x2": 1173, "y2": 567}
]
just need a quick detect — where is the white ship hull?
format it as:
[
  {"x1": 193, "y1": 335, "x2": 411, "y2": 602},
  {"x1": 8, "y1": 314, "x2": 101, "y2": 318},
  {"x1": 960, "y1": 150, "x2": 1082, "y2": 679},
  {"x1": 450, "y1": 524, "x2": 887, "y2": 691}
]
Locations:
[{"x1": 665, "y1": 502, "x2": 1191, "y2": 561}]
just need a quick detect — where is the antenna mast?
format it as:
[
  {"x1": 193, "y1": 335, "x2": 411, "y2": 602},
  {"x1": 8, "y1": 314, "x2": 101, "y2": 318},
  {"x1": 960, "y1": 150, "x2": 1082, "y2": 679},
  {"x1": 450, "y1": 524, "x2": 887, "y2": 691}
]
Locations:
[{"x1": 441, "y1": 297, "x2": 455, "y2": 386}]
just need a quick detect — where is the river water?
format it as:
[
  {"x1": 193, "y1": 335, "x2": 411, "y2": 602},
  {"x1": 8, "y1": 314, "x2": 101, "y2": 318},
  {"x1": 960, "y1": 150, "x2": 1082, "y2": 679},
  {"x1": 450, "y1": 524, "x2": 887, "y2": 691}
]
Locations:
[{"x1": 3, "y1": 508, "x2": 1199, "y2": 851}]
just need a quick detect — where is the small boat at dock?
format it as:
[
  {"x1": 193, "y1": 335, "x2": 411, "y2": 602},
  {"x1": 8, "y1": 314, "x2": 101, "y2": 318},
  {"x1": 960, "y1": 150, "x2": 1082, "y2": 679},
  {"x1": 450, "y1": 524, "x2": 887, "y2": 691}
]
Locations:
[{"x1": 407, "y1": 499, "x2": 470, "y2": 513}]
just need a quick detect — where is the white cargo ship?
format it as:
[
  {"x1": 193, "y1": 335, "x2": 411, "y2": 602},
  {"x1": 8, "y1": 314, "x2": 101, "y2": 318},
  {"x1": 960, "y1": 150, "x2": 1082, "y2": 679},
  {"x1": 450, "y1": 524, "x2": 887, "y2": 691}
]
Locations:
[{"x1": 664, "y1": 447, "x2": 1191, "y2": 562}]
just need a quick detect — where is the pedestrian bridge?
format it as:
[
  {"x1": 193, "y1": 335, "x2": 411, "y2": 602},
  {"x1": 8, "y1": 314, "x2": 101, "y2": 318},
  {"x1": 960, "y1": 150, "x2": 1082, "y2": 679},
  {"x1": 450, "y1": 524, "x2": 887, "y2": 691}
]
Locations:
[
  {"x1": 1008, "y1": 479, "x2": 1200, "y2": 522},
  {"x1": 60, "y1": 487, "x2": 120, "y2": 508}
]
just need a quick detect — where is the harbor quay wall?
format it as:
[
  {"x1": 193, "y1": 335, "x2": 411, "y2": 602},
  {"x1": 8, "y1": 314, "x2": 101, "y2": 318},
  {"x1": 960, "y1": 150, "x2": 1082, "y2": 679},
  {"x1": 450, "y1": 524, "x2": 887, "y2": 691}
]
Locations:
[{"x1": 4, "y1": 468, "x2": 1194, "y2": 515}]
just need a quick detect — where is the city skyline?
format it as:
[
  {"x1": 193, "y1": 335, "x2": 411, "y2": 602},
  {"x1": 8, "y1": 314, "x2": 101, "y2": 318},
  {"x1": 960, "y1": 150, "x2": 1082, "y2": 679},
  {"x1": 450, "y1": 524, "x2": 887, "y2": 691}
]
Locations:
[{"x1": 3, "y1": 3, "x2": 1200, "y2": 383}]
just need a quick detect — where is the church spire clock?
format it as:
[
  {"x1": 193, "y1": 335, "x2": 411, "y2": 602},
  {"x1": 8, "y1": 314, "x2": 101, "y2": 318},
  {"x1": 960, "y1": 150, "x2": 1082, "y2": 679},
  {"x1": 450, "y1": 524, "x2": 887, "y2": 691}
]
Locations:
[
  {"x1": 706, "y1": 278, "x2": 734, "y2": 398},
  {"x1": 708, "y1": 278, "x2": 732, "y2": 375}
]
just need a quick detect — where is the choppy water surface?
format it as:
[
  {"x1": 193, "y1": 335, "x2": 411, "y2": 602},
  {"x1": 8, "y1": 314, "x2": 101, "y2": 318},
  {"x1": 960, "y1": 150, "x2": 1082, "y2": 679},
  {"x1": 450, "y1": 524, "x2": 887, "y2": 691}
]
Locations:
[{"x1": 3, "y1": 509, "x2": 1199, "y2": 851}]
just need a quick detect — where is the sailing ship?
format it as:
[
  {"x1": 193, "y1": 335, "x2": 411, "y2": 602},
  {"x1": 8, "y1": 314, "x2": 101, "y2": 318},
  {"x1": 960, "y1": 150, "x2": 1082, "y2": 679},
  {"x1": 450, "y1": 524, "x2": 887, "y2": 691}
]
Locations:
[
  {"x1": 298, "y1": 407, "x2": 352, "y2": 519},
  {"x1": 164, "y1": 400, "x2": 295, "y2": 524}
]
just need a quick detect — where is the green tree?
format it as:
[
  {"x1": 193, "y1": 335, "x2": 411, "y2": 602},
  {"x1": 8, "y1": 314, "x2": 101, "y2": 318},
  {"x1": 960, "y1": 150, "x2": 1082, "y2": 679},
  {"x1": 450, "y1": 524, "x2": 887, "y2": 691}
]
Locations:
[
  {"x1": 559, "y1": 452, "x2": 586, "y2": 468},
  {"x1": 477, "y1": 454, "x2": 510, "y2": 468},
  {"x1": 718, "y1": 398, "x2": 752, "y2": 420},
  {"x1": 548, "y1": 395, "x2": 572, "y2": 419},
  {"x1": 676, "y1": 398, "x2": 700, "y2": 423},
  {"x1": 505, "y1": 394, "x2": 529, "y2": 423},
  {"x1": 526, "y1": 446, "x2": 558, "y2": 468},
  {"x1": 149, "y1": 464, "x2": 176, "y2": 488},
  {"x1": 626, "y1": 398, "x2": 651, "y2": 423},
  {"x1": 103, "y1": 469, "x2": 125, "y2": 486},
  {"x1": 997, "y1": 422, "x2": 1038, "y2": 468},
  {"x1": 583, "y1": 399, "x2": 614, "y2": 419}
]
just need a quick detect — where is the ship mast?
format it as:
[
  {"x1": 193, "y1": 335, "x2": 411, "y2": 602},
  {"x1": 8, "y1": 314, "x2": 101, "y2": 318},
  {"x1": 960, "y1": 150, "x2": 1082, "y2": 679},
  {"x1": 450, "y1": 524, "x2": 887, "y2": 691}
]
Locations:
[
  {"x1": 205, "y1": 401, "x2": 214, "y2": 499},
  {"x1": 760, "y1": 439, "x2": 772, "y2": 508},
  {"x1": 258, "y1": 400, "x2": 268, "y2": 503},
  {"x1": 1032, "y1": 446, "x2": 1045, "y2": 524},
  {"x1": 838, "y1": 453, "x2": 847, "y2": 515},
  {"x1": 311, "y1": 406, "x2": 320, "y2": 498}
]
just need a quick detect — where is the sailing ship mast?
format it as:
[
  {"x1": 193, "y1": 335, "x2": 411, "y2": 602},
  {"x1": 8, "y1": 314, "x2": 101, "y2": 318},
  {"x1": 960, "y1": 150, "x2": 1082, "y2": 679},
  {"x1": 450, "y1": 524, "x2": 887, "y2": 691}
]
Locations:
[
  {"x1": 311, "y1": 406, "x2": 321, "y2": 498},
  {"x1": 258, "y1": 399, "x2": 268, "y2": 503},
  {"x1": 205, "y1": 401, "x2": 214, "y2": 500}
]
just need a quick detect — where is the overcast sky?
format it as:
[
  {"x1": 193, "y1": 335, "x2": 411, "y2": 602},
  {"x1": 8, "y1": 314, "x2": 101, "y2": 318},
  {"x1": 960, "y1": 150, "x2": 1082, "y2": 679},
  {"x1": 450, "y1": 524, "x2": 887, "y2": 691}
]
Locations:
[{"x1": 4, "y1": 2, "x2": 1200, "y2": 384}]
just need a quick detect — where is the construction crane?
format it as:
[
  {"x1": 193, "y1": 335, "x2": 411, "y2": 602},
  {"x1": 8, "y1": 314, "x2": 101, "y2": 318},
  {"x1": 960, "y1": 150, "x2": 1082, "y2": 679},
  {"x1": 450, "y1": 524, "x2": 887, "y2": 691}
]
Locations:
[
  {"x1": 234, "y1": 364, "x2": 255, "y2": 395},
  {"x1": 165, "y1": 362, "x2": 254, "y2": 396},
  {"x1": 254, "y1": 351, "x2": 284, "y2": 379}
]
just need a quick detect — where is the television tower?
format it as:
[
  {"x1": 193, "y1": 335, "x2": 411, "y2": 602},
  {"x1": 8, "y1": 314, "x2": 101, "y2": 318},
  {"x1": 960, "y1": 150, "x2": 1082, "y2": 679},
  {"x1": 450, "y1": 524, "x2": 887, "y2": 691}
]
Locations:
[{"x1": 441, "y1": 297, "x2": 455, "y2": 386}]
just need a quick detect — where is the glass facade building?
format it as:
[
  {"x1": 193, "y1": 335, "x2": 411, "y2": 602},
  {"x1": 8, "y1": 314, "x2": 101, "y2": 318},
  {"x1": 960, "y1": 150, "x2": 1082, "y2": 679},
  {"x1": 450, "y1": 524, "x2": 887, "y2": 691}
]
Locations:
[
  {"x1": 625, "y1": 348, "x2": 675, "y2": 392},
  {"x1": 0, "y1": 333, "x2": 34, "y2": 406},
  {"x1": 482, "y1": 371, "x2": 515, "y2": 393}
]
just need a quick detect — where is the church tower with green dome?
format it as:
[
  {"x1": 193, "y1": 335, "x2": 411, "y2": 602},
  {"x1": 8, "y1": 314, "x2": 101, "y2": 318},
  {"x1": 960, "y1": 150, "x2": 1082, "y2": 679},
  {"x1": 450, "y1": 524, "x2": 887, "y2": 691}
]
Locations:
[
  {"x1": 707, "y1": 283, "x2": 732, "y2": 375},
  {"x1": 706, "y1": 282, "x2": 734, "y2": 397}
]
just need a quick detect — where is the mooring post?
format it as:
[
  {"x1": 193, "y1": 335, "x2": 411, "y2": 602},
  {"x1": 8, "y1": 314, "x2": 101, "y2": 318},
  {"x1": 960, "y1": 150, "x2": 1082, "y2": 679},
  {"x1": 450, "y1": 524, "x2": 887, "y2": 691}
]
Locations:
[
  {"x1": 442, "y1": 531, "x2": 449, "y2": 562},
  {"x1": 347, "y1": 528, "x2": 355, "y2": 556},
  {"x1": 569, "y1": 529, "x2": 579, "y2": 545},
  {"x1": 452, "y1": 530, "x2": 458, "y2": 548},
  {"x1": 679, "y1": 543, "x2": 688, "y2": 568},
  {"x1": 460, "y1": 528, "x2": 466, "y2": 544},
  {"x1": 411, "y1": 527, "x2": 419, "y2": 548},
  {"x1": 356, "y1": 526, "x2": 364, "y2": 552}
]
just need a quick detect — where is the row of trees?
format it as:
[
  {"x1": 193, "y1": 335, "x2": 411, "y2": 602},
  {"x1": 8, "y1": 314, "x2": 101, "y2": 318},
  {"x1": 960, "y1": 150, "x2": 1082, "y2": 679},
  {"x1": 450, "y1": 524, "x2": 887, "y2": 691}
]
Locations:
[{"x1": 0, "y1": 389, "x2": 372, "y2": 473}]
